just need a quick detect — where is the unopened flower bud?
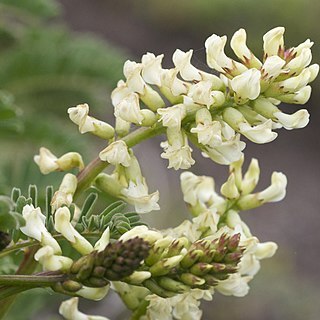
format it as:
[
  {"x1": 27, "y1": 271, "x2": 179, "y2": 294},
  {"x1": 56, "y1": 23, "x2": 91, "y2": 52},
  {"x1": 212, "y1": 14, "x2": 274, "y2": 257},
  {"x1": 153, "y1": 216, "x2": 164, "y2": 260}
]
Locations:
[{"x1": 220, "y1": 173, "x2": 239, "y2": 199}]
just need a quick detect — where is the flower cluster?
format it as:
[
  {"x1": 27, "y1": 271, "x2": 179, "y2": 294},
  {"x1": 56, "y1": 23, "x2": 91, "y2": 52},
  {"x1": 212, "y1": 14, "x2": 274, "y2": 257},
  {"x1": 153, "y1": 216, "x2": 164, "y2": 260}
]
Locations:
[
  {"x1": 25, "y1": 27, "x2": 317, "y2": 320},
  {"x1": 108, "y1": 26, "x2": 318, "y2": 167}
]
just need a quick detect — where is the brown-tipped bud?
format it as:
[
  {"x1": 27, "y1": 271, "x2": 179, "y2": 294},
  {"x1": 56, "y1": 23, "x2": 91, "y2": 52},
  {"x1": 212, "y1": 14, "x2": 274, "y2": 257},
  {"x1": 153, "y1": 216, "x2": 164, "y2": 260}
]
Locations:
[
  {"x1": 166, "y1": 237, "x2": 190, "y2": 257},
  {"x1": 61, "y1": 280, "x2": 83, "y2": 292},
  {"x1": 0, "y1": 232, "x2": 11, "y2": 251},
  {"x1": 180, "y1": 249, "x2": 204, "y2": 269},
  {"x1": 180, "y1": 273, "x2": 206, "y2": 287},
  {"x1": 190, "y1": 262, "x2": 213, "y2": 276},
  {"x1": 212, "y1": 247, "x2": 228, "y2": 262},
  {"x1": 224, "y1": 251, "x2": 243, "y2": 263},
  {"x1": 227, "y1": 233, "x2": 241, "y2": 252},
  {"x1": 210, "y1": 262, "x2": 226, "y2": 273},
  {"x1": 198, "y1": 249, "x2": 216, "y2": 263}
]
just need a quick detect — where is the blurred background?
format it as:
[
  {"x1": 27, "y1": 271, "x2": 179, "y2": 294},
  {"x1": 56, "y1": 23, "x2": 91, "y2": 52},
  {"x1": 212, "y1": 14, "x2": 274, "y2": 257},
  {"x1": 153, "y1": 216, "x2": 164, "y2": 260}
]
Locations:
[{"x1": 0, "y1": 0, "x2": 319, "y2": 319}]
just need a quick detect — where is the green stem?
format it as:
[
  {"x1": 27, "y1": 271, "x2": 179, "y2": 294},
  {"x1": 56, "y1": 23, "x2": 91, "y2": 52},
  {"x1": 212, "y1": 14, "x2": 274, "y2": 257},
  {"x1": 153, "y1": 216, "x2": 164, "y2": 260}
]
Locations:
[
  {"x1": 0, "y1": 273, "x2": 66, "y2": 288},
  {"x1": 75, "y1": 123, "x2": 166, "y2": 198}
]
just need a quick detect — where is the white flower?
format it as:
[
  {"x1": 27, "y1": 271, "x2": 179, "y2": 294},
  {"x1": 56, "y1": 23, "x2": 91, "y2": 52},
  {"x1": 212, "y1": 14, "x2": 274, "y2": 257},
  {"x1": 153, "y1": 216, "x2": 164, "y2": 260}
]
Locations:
[
  {"x1": 119, "y1": 225, "x2": 162, "y2": 244},
  {"x1": 230, "y1": 28, "x2": 262, "y2": 68},
  {"x1": 261, "y1": 56, "x2": 286, "y2": 81},
  {"x1": 51, "y1": 173, "x2": 77, "y2": 212},
  {"x1": 114, "y1": 92, "x2": 144, "y2": 124},
  {"x1": 241, "y1": 158, "x2": 260, "y2": 195},
  {"x1": 111, "y1": 80, "x2": 131, "y2": 107},
  {"x1": 258, "y1": 172, "x2": 287, "y2": 202},
  {"x1": 180, "y1": 172, "x2": 215, "y2": 207},
  {"x1": 223, "y1": 108, "x2": 277, "y2": 144},
  {"x1": 34, "y1": 246, "x2": 73, "y2": 272},
  {"x1": 172, "y1": 49, "x2": 201, "y2": 81},
  {"x1": 216, "y1": 274, "x2": 252, "y2": 297},
  {"x1": 238, "y1": 119, "x2": 277, "y2": 144},
  {"x1": 34, "y1": 148, "x2": 84, "y2": 175},
  {"x1": 141, "y1": 52, "x2": 164, "y2": 86},
  {"x1": 68, "y1": 104, "x2": 114, "y2": 139},
  {"x1": 285, "y1": 47, "x2": 312, "y2": 73},
  {"x1": 205, "y1": 34, "x2": 247, "y2": 75},
  {"x1": 125, "y1": 271, "x2": 152, "y2": 285},
  {"x1": 123, "y1": 60, "x2": 145, "y2": 94},
  {"x1": 230, "y1": 68, "x2": 261, "y2": 104},
  {"x1": 274, "y1": 109, "x2": 309, "y2": 130},
  {"x1": 99, "y1": 140, "x2": 131, "y2": 167},
  {"x1": 121, "y1": 177, "x2": 160, "y2": 213},
  {"x1": 191, "y1": 119, "x2": 222, "y2": 146},
  {"x1": 157, "y1": 104, "x2": 186, "y2": 128},
  {"x1": 59, "y1": 297, "x2": 110, "y2": 320},
  {"x1": 54, "y1": 207, "x2": 93, "y2": 255},
  {"x1": 187, "y1": 80, "x2": 225, "y2": 108},
  {"x1": 94, "y1": 227, "x2": 110, "y2": 252},
  {"x1": 20, "y1": 204, "x2": 61, "y2": 254},
  {"x1": 278, "y1": 85, "x2": 312, "y2": 104},
  {"x1": 263, "y1": 27, "x2": 285, "y2": 57},
  {"x1": 161, "y1": 129, "x2": 195, "y2": 170},
  {"x1": 142, "y1": 295, "x2": 172, "y2": 320},
  {"x1": 202, "y1": 134, "x2": 245, "y2": 165},
  {"x1": 277, "y1": 68, "x2": 311, "y2": 92},
  {"x1": 161, "y1": 68, "x2": 189, "y2": 96},
  {"x1": 220, "y1": 173, "x2": 239, "y2": 199},
  {"x1": 34, "y1": 147, "x2": 59, "y2": 174},
  {"x1": 76, "y1": 285, "x2": 110, "y2": 301}
]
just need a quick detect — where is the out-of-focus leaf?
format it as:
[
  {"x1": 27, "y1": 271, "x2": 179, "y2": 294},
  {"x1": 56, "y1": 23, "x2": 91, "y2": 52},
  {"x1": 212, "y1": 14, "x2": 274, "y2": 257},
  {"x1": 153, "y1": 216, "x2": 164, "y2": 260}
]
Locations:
[{"x1": 0, "y1": 195, "x2": 25, "y2": 231}]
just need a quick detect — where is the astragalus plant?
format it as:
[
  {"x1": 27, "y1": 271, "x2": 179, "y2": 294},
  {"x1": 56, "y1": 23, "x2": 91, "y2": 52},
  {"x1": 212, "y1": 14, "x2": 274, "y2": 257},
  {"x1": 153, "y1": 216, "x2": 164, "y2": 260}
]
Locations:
[{"x1": 0, "y1": 26, "x2": 318, "y2": 320}]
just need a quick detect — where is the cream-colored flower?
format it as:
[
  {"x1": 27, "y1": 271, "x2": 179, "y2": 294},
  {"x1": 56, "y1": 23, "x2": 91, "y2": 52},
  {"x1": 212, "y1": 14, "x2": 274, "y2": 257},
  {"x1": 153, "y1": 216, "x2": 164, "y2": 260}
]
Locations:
[
  {"x1": 216, "y1": 274, "x2": 252, "y2": 297},
  {"x1": 157, "y1": 104, "x2": 186, "y2": 128},
  {"x1": 202, "y1": 134, "x2": 245, "y2": 165},
  {"x1": 34, "y1": 246, "x2": 73, "y2": 272},
  {"x1": 187, "y1": 80, "x2": 225, "y2": 108},
  {"x1": 261, "y1": 55, "x2": 286, "y2": 81},
  {"x1": 76, "y1": 285, "x2": 110, "y2": 301},
  {"x1": 123, "y1": 60, "x2": 145, "y2": 94},
  {"x1": 20, "y1": 204, "x2": 61, "y2": 254},
  {"x1": 230, "y1": 68, "x2": 261, "y2": 104},
  {"x1": 121, "y1": 177, "x2": 160, "y2": 213},
  {"x1": 51, "y1": 173, "x2": 77, "y2": 212},
  {"x1": 180, "y1": 172, "x2": 215, "y2": 207},
  {"x1": 258, "y1": 172, "x2": 287, "y2": 202},
  {"x1": 161, "y1": 128, "x2": 195, "y2": 170},
  {"x1": 161, "y1": 68, "x2": 189, "y2": 97},
  {"x1": 34, "y1": 147, "x2": 59, "y2": 174},
  {"x1": 263, "y1": 27, "x2": 285, "y2": 57},
  {"x1": 99, "y1": 140, "x2": 131, "y2": 167},
  {"x1": 59, "y1": 297, "x2": 110, "y2": 320},
  {"x1": 230, "y1": 28, "x2": 262, "y2": 68},
  {"x1": 274, "y1": 109, "x2": 309, "y2": 130},
  {"x1": 205, "y1": 34, "x2": 247, "y2": 75},
  {"x1": 111, "y1": 80, "x2": 131, "y2": 107},
  {"x1": 142, "y1": 295, "x2": 172, "y2": 320},
  {"x1": 141, "y1": 52, "x2": 164, "y2": 86},
  {"x1": 114, "y1": 92, "x2": 144, "y2": 124},
  {"x1": 54, "y1": 207, "x2": 93, "y2": 255},
  {"x1": 68, "y1": 104, "x2": 114, "y2": 139},
  {"x1": 94, "y1": 227, "x2": 110, "y2": 252},
  {"x1": 119, "y1": 225, "x2": 163, "y2": 244},
  {"x1": 172, "y1": 49, "x2": 201, "y2": 81}
]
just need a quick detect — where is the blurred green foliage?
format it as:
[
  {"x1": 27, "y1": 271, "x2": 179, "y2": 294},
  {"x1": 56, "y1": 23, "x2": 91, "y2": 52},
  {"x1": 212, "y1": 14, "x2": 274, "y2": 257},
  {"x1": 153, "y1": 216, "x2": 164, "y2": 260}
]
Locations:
[{"x1": 0, "y1": 0, "x2": 127, "y2": 195}]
